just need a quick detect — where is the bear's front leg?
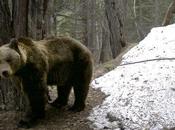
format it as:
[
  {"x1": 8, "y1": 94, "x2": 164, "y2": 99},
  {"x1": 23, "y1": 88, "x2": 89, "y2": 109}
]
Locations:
[{"x1": 18, "y1": 77, "x2": 47, "y2": 128}]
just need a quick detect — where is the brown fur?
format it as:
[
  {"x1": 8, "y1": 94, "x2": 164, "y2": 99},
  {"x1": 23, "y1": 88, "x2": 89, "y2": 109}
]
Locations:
[{"x1": 0, "y1": 36, "x2": 93, "y2": 128}]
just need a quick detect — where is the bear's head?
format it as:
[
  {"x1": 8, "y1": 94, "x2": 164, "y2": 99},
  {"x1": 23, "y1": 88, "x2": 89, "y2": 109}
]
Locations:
[{"x1": 0, "y1": 38, "x2": 27, "y2": 79}]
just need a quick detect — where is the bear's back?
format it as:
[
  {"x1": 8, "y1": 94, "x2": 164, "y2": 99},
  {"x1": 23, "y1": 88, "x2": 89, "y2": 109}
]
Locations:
[
  {"x1": 40, "y1": 37, "x2": 91, "y2": 62},
  {"x1": 41, "y1": 37, "x2": 92, "y2": 85}
]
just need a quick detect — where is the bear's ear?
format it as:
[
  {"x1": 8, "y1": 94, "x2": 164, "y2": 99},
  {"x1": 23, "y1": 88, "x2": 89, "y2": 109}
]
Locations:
[
  {"x1": 9, "y1": 38, "x2": 27, "y2": 63},
  {"x1": 18, "y1": 37, "x2": 33, "y2": 46},
  {"x1": 9, "y1": 38, "x2": 19, "y2": 50}
]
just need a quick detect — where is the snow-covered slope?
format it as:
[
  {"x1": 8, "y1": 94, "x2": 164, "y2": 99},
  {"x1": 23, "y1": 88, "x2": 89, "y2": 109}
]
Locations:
[{"x1": 88, "y1": 24, "x2": 175, "y2": 130}]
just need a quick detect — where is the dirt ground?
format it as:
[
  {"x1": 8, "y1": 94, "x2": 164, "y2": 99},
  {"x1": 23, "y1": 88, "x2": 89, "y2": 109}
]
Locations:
[
  {"x1": 0, "y1": 43, "x2": 137, "y2": 130},
  {"x1": 0, "y1": 86, "x2": 106, "y2": 130}
]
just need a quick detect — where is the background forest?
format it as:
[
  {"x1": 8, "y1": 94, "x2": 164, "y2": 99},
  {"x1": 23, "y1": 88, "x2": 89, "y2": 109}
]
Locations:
[
  {"x1": 0, "y1": 0, "x2": 173, "y2": 64},
  {"x1": 0, "y1": 0, "x2": 175, "y2": 129},
  {"x1": 0, "y1": 0, "x2": 173, "y2": 110}
]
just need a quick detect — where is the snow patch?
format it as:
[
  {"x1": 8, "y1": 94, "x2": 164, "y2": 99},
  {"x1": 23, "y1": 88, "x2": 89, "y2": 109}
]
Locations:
[{"x1": 88, "y1": 24, "x2": 175, "y2": 130}]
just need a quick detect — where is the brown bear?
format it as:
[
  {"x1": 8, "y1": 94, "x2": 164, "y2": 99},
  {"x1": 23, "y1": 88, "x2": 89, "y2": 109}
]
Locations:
[{"x1": 0, "y1": 36, "x2": 93, "y2": 128}]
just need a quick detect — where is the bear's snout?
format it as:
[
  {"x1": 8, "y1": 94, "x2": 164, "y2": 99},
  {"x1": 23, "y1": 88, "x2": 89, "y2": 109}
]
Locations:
[
  {"x1": 0, "y1": 64, "x2": 12, "y2": 79},
  {"x1": 0, "y1": 69, "x2": 12, "y2": 79},
  {"x1": 2, "y1": 70, "x2": 10, "y2": 78}
]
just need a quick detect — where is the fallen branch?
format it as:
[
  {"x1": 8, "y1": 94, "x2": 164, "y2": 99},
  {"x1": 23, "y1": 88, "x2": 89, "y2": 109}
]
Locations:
[{"x1": 120, "y1": 57, "x2": 175, "y2": 66}]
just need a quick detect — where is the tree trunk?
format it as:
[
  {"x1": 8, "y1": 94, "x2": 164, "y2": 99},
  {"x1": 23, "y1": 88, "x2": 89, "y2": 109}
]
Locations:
[
  {"x1": 0, "y1": 0, "x2": 24, "y2": 111},
  {"x1": 80, "y1": 0, "x2": 88, "y2": 47},
  {"x1": 12, "y1": 0, "x2": 29, "y2": 38},
  {"x1": 87, "y1": 0, "x2": 99, "y2": 63},
  {"x1": 72, "y1": 0, "x2": 78, "y2": 39},
  {"x1": 0, "y1": 78, "x2": 25, "y2": 111},
  {"x1": 99, "y1": 18, "x2": 112, "y2": 63},
  {"x1": 80, "y1": 0, "x2": 101, "y2": 63},
  {"x1": 28, "y1": 0, "x2": 44, "y2": 39},
  {"x1": 154, "y1": 0, "x2": 160, "y2": 26},
  {"x1": 43, "y1": 0, "x2": 54, "y2": 37},
  {"x1": 28, "y1": 0, "x2": 53, "y2": 39},
  {"x1": 0, "y1": 0, "x2": 53, "y2": 111},
  {"x1": 162, "y1": 0, "x2": 175, "y2": 26},
  {"x1": 0, "y1": 0, "x2": 14, "y2": 43},
  {"x1": 104, "y1": 0, "x2": 126, "y2": 58},
  {"x1": 133, "y1": 0, "x2": 145, "y2": 40}
]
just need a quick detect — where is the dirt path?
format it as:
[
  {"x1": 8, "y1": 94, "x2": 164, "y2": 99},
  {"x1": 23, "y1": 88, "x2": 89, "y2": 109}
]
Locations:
[{"x1": 0, "y1": 43, "x2": 137, "y2": 130}]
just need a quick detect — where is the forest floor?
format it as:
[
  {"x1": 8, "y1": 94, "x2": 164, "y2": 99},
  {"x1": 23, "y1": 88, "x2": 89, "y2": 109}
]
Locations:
[{"x1": 0, "y1": 43, "x2": 136, "y2": 130}]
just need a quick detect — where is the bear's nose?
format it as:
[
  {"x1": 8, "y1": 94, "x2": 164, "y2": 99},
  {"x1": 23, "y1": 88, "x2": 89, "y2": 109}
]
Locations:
[{"x1": 2, "y1": 70, "x2": 10, "y2": 78}]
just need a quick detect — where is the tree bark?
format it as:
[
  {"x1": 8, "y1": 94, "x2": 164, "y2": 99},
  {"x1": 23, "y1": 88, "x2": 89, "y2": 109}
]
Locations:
[
  {"x1": 43, "y1": 0, "x2": 54, "y2": 37},
  {"x1": 0, "y1": 78, "x2": 25, "y2": 111},
  {"x1": 28, "y1": 0, "x2": 45, "y2": 39},
  {"x1": 12, "y1": 0, "x2": 29, "y2": 38},
  {"x1": 28, "y1": 0, "x2": 53, "y2": 39},
  {"x1": 99, "y1": 18, "x2": 112, "y2": 63},
  {"x1": 80, "y1": 0, "x2": 88, "y2": 47},
  {"x1": 104, "y1": 0, "x2": 126, "y2": 58},
  {"x1": 0, "y1": 0, "x2": 14, "y2": 43}
]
